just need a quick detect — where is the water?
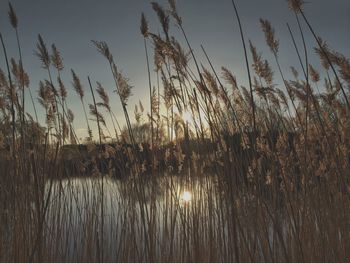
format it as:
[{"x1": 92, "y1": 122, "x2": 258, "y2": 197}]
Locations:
[
  {"x1": 0, "y1": 173, "x2": 315, "y2": 262},
  {"x1": 44, "y1": 175, "x2": 226, "y2": 262}
]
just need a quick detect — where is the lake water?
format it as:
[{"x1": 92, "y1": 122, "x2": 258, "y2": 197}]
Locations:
[
  {"x1": 44, "y1": 174, "x2": 233, "y2": 262},
  {"x1": 0, "y1": 172, "x2": 309, "y2": 262},
  {"x1": 36, "y1": 171, "x2": 303, "y2": 263}
]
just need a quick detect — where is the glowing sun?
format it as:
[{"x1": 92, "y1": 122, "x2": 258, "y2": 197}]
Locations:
[{"x1": 180, "y1": 191, "x2": 192, "y2": 202}]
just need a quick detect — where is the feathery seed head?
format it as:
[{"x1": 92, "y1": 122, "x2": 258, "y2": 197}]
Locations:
[
  {"x1": 67, "y1": 109, "x2": 74, "y2": 122},
  {"x1": 116, "y1": 72, "x2": 132, "y2": 105},
  {"x1": 0, "y1": 68, "x2": 8, "y2": 88},
  {"x1": 151, "y1": 2, "x2": 170, "y2": 38},
  {"x1": 249, "y1": 41, "x2": 273, "y2": 85},
  {"x1": 134, "y1": 104, "x2": 141, "y2": 123},
  {"x1": 35, "y1": 34, "x2": 50, "y2": 69},
  {"x1": 309, "y1": 65, "x2": 320, "y2": 83},
  {"x1": 153, "y1": 35, "x2": 167, "y2": 71},
  {"x1": 92, "y1": 40, "x2": 113, "y2": 63},
  {"x1": 221, "y1": 67, "x2": 238, "y2": 89},
  {"x1": 221, "y1": 67, "x2": 238, "y2": 90},
  {"x1": 290, "y1": 66, "x2": 299, "y2": 79},
  {"x1": 71, "y1": 69, "x2": 84, "y2": 99},
  {"x1": 8, "y1": 3, "x2": 18, "y2": 29},
  {"x1": 96, "y1": 82, "x2": 110, "y2": 111},
  {"x1": 111, "y1": 62, "x2": 118, "y2": 77},
  {"x1": 51, "y1": 44, "x2": 64, "y2": 71},
  {"x1": 202, "y1": 67, "x2": 219, "y2": 96},
  {"x1": 151, "y1": 88, "x2": 159, "y2": 118},
  {"x1": 58, "y1": 77, "x2": 67, "y2": 99},
  {"x1": 162, "y1": 72, "x2": 172, "y2": 109},
  {"x1": 45, "y1": 79, "x2": 58, "y2": 97},
  {"x1": 260, "y1": 19, "x2": 279, "y2": 55},
  {"x1": 276, "y1": 88, "x2": 289, "y2": 107},
  {"x1": 314, "y1": 37, "x2": 331, "y2": 70},
  {"x1": 168, "y1": 0, "x2": 182, "y2": 25},
  {"x1": 38, "y1": 80, "x2": 54, "y2": 108},
  {"x1": 195, "y1": 80, "x2": 210, "y2": 96},
  {"x1": 288, "y1": 0, "x2": 304, "y2": 12},
  {"x1": 171, "y1": 37, "x2": 189, "y2": 70},
  {"x1": 89, "y1": 103, "x2": 106, "y2": 126},
  {"x1": 11, "y1": 58, "x2": 29, "y2": 88},
  {"x1": 140, "y1": 13, "x2": 149, "y2": 37},
  {"x1": 10, "y1": 58, "x2": 19, "y2": 80}
]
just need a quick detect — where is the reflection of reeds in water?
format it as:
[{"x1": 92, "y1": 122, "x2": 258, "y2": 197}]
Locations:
[{"x1": 1, "y1": 0, "x2": 350, "y2": 262}]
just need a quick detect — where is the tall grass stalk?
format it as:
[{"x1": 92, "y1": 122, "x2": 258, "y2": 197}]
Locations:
[{"x1": 230, "y1": 0, "x2": 256, "y2": 143}]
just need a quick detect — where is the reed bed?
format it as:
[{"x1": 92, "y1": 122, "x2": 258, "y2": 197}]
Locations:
[{"x1": 1, "y1": 0, "x2": 350, "y2": 262}]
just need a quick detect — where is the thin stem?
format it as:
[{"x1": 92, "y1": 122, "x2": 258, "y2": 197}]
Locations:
[
  {"x1": 230, "y1": 0, "x2": 256, "y2": 145},
  {"x1": 88, "y1": 76, "x2": 102, "y2": 145},
  {"x1": 0, "y1": 32, "x2": 16, "y2": 158},
  {"x1": 143, "y1": 38, "x2": 154, "y2": 148}
]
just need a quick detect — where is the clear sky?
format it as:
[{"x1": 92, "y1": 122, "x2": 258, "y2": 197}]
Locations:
[{"x1": 0, "y1": 0, "x2": 349, "y2": 140}]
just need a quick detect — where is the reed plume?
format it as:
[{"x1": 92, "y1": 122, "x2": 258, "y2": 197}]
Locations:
[
  {"x1": 151, "y1": 2, "x2": 170, "y2": 39},
  {"x1": 140, "y1": 13, "x2": 154, "y2": 149},
  {"x1": 8, "y1": 2, "x2": 32, "y2": 150},
  {"x1": 88, "y1": 77, "x2": 102, "y2": 145},
  {"x1": 96, "y1": 82, "x2": 120, "y2": 139},
  {"x1": 35, "y1": 35, "x2": 50, "y2": 69},
  {"x1": 71, "y1": 69, "x2": 92, "y2": 140},
  {"x1": 58, "y1": 77, "x2": 67, "y2": 100},
  {"x1": 288, "y1": 0, "x2": 305, "y2": 12},
  {"x1": 140, "y1": 13, "x2": 149, "y2": 38},
  {"x1": 309, "y1": 65, "x2": 320, "y2": 83},
  {"x1": 10, "y1": 58, "x2": 29, "y2": 89},
  {"x1": 116, "y1": 72, "x2": 132, "y2": 106},
  {"x1": 58, "y1": 77, "x2": 67, "y2": 143},
  {"x1": 168, "y1": 0, "x2": 182, "y2": 25},
  {"x1": 91, "y1": 40, "x2": 113, "y2": 63},
  {"x1": 8, "y1": 3, "x2": 18, "y2": 29},
  {"x1": 259, "y1": 19, "x2": 279, "y2": 56},
  {"x1": 92, "y1": 40, "x2": 135, "y2": 145},
  {"x1": 51, "y1": 44, "x2": 64, "y2": 72}
]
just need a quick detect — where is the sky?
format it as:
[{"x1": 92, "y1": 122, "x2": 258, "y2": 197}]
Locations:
[{"x1": 0, "y1": 0, "x2": 349, "y2": 141}]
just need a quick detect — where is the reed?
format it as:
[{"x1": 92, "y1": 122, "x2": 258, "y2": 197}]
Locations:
[{"x1": 0, "y1": 0, "x2": 350, "y2": 262}]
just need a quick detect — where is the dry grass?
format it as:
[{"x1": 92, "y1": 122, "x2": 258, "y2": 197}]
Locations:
[{"x1": 0, "y1": 0, "x2": 350, "y2": 262}]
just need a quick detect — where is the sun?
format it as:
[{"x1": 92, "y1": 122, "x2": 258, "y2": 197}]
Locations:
[
  {"x1": 180, "y1": 191, "x2": 192, "y2": 202},
  {"x1": 182, "y1": 110, "x2": 193, "y2": 124}
]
